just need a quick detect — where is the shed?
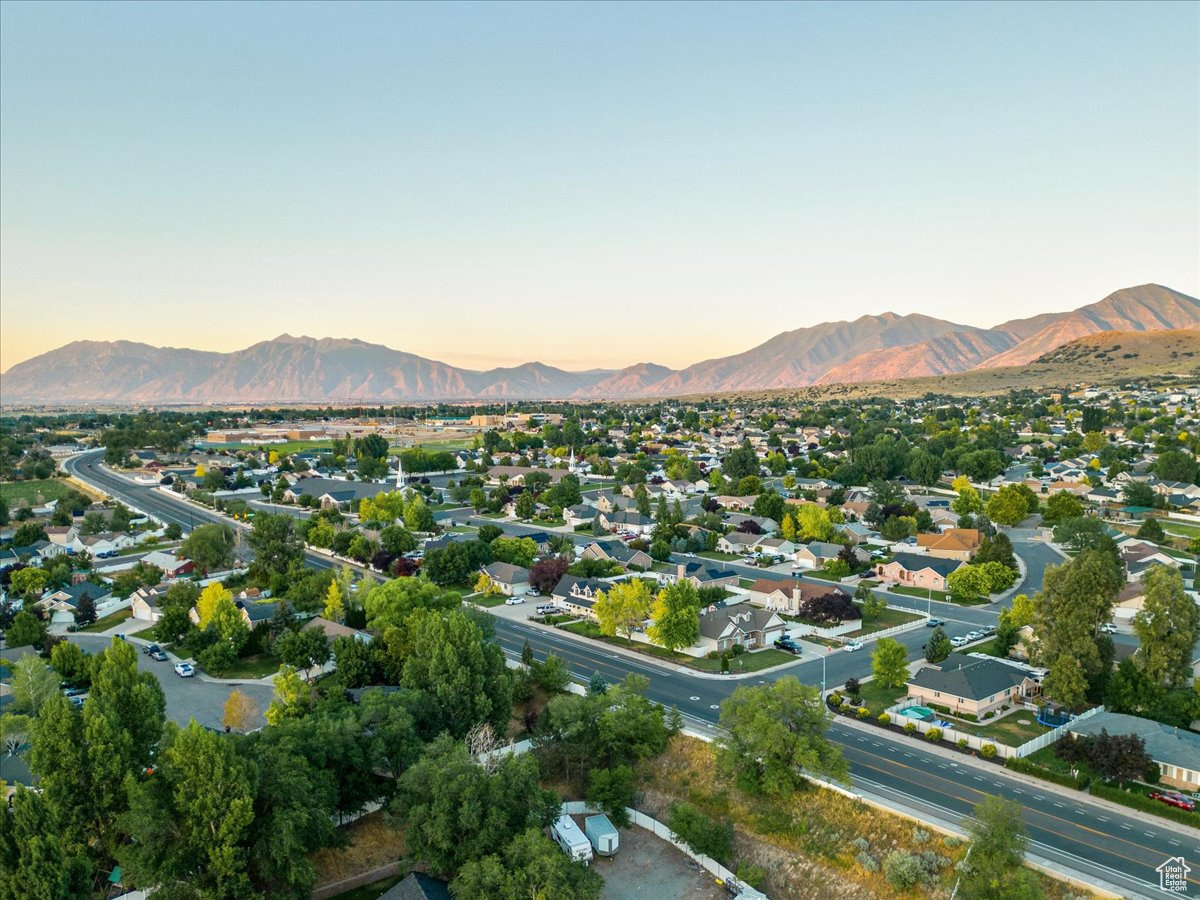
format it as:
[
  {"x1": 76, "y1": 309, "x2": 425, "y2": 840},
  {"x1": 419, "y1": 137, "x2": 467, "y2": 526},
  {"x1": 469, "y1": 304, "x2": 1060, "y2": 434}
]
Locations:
[{"x1": 584, "y1": 813, "x2": 619, "y2": 856}]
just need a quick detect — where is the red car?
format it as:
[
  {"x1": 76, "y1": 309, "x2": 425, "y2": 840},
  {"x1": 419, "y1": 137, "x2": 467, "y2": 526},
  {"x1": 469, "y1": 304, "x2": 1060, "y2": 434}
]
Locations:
[{"x1": 1149, "y1": 791, "x2": 1196, "y2": 811}]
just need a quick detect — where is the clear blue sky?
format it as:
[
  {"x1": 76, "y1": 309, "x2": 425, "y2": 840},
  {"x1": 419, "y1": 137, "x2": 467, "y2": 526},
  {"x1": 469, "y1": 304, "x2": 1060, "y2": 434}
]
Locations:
[{"x1": 2, "y1": 1, "x2": 1197, "y2": 372}]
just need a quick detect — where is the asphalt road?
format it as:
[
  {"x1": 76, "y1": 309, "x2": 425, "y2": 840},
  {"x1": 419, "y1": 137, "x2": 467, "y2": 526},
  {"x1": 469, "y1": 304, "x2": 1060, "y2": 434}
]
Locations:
[{"x1": 64, "y1": 450, "x2": 1184, "y2": 896}]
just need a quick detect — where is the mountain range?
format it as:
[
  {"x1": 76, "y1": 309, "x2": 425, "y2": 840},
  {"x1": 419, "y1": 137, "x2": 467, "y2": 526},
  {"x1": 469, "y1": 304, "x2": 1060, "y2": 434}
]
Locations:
[{"x1": 3, "y1": 284, "x2": 1197, "y2": 404}]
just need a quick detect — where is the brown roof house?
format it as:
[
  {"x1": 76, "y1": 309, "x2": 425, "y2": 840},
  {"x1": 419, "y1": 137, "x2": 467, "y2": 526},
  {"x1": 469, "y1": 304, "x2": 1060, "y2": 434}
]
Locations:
[{"x1": 916, "y1": 528, "x2": 982, "y2": 562}]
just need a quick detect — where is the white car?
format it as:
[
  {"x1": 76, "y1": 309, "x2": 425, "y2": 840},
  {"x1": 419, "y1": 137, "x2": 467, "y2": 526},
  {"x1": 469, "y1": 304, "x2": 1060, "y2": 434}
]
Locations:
[
  {"x1": 965, "y1": 630, "x2": 983, "y2": 641},
  {"x1": 504, "y1": 596, "x2": 524, "y2": 606},
  {"x1": 1099, "y1": 623, "x2": 1117, "y2": 634},
  {"x1": 173, "y1": 662, "x2": 195, "y2": 678},
  {"x1": 950, "y1": 636, "x2": 969, "y2": 647},
  {"x1": 843, "y1": 640, "x2": 864, "y2": 653}
]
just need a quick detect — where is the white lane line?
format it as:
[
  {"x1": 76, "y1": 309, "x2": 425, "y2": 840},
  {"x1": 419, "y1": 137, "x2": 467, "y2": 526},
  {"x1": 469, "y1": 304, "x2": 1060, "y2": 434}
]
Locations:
[
  {"x1": 1053, "y1": 802, "x2": 1064, "y2": 808},
  {"x1": 1097, "y1": 816, "x2": 1108, "y2": 822},
  {"x1": 1120, "y1": 824, "x2": 1132, "y2": 830},
  {"x1": 1033, "y1": 795, "x2": 1044, "y2": 801}
]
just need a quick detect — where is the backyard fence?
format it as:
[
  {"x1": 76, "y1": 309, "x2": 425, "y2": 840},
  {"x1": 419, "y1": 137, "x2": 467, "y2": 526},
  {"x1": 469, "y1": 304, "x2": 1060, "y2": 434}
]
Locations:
[
  {"x1": 1014, "y1": 705, "x2": 1104, "y2": 758},
  {"x1": 883, "y1": 701, "x2": 1106, "y2": 760}
]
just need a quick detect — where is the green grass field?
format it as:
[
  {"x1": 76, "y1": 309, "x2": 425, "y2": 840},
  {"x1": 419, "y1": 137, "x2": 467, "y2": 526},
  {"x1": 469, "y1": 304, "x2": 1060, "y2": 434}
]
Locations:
[
  {"x1": 559, "y1": 620, "x2": 796, "y2": 673},
  {"x1": 847, "y1": 680, "x2": 907, "y2": 715},
  {"x1": 213, "y1": 654, "x2": 280, "y2": 680},
  {"x1": 75, "y1": 608, "x2": 134, "y2": 633},
  {"x1": 848, "y1": 605, "x2": 925, "y2": 637},
  {"x1": 0, "y1": 478, "x2": 72, "y2": 505}
]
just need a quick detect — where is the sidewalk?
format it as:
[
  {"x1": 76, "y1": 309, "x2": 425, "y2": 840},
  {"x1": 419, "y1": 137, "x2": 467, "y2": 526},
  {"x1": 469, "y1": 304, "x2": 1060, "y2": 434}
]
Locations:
[{"x1": 835, "y1": 714, "x2": 1200, "y2": 838}]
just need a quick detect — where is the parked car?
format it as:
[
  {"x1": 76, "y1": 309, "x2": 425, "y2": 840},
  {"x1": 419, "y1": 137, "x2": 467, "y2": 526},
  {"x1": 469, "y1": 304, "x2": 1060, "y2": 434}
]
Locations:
[
  {"x1": 62, "y1": 686, "x2": 87, "y2": 698},
  {"x1": 1149, "y1": 791, "x2": 1195, "y2": 811},
  {"x1": 504, "y1": 596, "x2": 524, "y2": 606},
  {"x1": 965, "y1": 630, "x2": 983, "y2": 641},
  {"x1": 535, "y1": 604, "x2": 556, "y2": 615},
  {"x1": 843, "y1": 640, "x2": 864, "y2": 653},
  {"x1": 173, "y1": 662, "x2": 195, "y2": 678},
  {"x1": 983, "y1": 625, "x2": 997, "y2": 636},
  {"x1": 143, "y1": 643, "x2": 161, "y2": 656},
  {"x1": 926, "y1": 618, "x2": 944, "y2": 628},
  {"x1": 1099, "y1": 623, "x2": 1118, "y2": 634},
  {"x1": 149, "y1": 649, "x2": 168, "y2": 661},
  {"x1": 950, "y1": 636, "x2": 969, "y2": 647}
]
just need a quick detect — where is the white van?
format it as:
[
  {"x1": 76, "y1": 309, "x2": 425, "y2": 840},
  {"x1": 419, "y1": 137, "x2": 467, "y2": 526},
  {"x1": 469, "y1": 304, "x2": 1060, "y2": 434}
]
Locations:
[{"x1": 551, "y1": 814, "x2": 593, "y2": 864}]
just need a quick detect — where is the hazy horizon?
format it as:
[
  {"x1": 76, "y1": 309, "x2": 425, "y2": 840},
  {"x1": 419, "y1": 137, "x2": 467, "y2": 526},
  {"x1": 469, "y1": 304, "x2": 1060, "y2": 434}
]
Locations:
[{"x1": 2, "y1": 1, "x2": 1197, "y2": 373}]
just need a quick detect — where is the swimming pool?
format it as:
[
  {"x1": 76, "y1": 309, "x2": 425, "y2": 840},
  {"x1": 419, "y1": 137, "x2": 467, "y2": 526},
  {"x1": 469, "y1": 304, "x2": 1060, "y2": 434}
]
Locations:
[{"x1": 897, "y1": 705, "x2": 936, "y2": 720}]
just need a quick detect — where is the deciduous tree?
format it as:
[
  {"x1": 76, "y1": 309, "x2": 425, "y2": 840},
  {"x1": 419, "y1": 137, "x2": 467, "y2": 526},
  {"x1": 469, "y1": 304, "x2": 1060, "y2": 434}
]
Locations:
[
  {"x1": 872, "y1": 637, "x2": 909, "y2": 688},
  {"x1": 1134, "y1": 566, "x2": 1198, "y2": 688},
  {"x1": 594, "y1": 579, "x2": 653, "y2": 644},
  {"x1": 648, "y1": 580, "x2": 701, "y2": 652}
]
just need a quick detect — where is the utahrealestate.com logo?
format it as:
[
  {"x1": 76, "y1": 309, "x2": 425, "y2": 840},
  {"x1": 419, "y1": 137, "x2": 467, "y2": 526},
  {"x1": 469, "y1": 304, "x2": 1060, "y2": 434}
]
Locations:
[{"x1": 1159, "y1": 856, "x2": 1190, "y2": 893}]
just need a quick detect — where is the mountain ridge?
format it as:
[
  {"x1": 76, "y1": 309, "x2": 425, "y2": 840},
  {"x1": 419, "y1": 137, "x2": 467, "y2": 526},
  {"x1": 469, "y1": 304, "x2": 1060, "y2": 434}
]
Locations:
[{"x1": 3, "y1": 284, "x2": 1196, "y2": 403}]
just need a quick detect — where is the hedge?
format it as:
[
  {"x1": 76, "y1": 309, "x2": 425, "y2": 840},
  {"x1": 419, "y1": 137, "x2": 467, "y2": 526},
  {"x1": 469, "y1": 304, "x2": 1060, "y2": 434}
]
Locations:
[
  {"x1": 1005, "y1": 756, "x2": 1088, "y2": 790},
  {"x1": 1090, "y1": 783, "x2": 1200, "y2": 828}
]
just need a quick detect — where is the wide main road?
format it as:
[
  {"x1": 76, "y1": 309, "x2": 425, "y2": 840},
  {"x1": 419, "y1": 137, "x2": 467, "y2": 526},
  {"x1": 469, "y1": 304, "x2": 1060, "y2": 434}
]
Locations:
[{"x1": 65, "y1": 450, "x2": 1184, "y2": 897}]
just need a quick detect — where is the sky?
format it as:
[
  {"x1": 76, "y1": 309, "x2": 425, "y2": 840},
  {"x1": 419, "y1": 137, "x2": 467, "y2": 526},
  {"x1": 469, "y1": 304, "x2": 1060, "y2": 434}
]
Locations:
[{"x1": 2, "y1": 1, "x2": 1197, "y2": 373}]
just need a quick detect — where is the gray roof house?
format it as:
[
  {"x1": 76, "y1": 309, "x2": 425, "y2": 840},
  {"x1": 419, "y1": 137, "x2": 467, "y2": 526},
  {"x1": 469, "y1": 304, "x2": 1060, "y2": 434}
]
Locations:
[
  {"x1": 906, "y1": 653, "x2": 1037, "y2": 717},
  {"x1": 481, "y1": 561, "x2": 531, "y2": 596},
  {"x1": 696, "y1": 603, "x2": 786, "y2": 654},
  {"x1": 1069, "y1": 711, "x2": 1200, "y2": 790}
]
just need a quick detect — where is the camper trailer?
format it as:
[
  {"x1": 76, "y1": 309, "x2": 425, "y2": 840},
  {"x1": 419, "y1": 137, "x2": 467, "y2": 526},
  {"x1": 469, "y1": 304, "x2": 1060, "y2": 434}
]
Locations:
[
  {"x1": 551, "y1": 814, "x2": 593, "y2": 863},
  {"x1": 584, "y1": 814, "x2": 619, "y2": 857}
]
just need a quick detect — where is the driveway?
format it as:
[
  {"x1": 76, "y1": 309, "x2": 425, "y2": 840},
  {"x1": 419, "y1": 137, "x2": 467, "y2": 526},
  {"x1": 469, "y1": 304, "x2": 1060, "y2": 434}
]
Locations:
[{"x1": 66, "y1": 634, "x2": 274, "y2": 731}]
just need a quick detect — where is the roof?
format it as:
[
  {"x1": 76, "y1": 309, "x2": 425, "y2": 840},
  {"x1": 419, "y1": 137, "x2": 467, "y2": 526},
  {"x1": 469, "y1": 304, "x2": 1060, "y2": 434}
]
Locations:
[
  {"x1": 482, "y1": 561, "x2": 531, "y2": 585},
  {"x1": 236, "y1": 600, "x2": 279, "y2": 623},
  {"x1": 887, "y1": 552, "x2": 963, "y2": 578},
  {"x1": 1070, "y1": 711, "x2": 1200, "y2": 772},
  {"x1": 551, "y1": 574, "x2": 610, "y2": 608},
  {"x1": 288, "y1": 477, "x2": 388, "y2": 502},
  {"x1": 49, "y1": 580, "x2": 112, "y2": 604},
  {"x1": 378, "y1": 872, "x2": 452, "y2": 900},
  {"x1": 916, "y1": 529, "x2": 982, "y2": 553},
  {"x1": 907, "y1": 653, "x2": 1031, "y2": 702},
  {"x1": 798, "y1": 541, "x2": 844, "y2": 558},
  {"x1": 680, "y1": 561, "x2": 738, "y2": 583},
  {"x1": 699, "y1": 604, "x2": 783, "y2": 640},
  {"x1": 748, "y1": 577, "x2": 848, "y2": 601}
]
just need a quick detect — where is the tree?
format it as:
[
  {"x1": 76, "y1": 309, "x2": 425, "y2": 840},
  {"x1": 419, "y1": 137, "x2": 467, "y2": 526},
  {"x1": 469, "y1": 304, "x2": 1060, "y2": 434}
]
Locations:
[
  {"x1": 491, "y1": 536, "x2": 538, "y2": 568},
  {"x1": 364, "y1": 577, "x2": 461, "y2": 631},
  {"x1": 10, "y1": 567, "x2": 47, "y2": 599},
  {"x1": 182, "y1": 523, "x2": 236, "y2": 574},
  {"x1": 402, "y1": 609, "x2": 513, "y2": 737},
  {"x1": 1155, "y1": 449, "x2": 1198, "y2": 485},
  {"x1": 50, "y1": 640, "x2": 91, "y2": 685},
  {"x1": 793, "y1": 504, "x2": 837, "y2": 542},
  {"x1": 265, "y1": 665, "x2": 314, "y2": 725},
  {"x1": 668, "y1": 801, "x2": 733, "y2": 865},
  {"x1": 73, "y1": 590, "x2": 98, "y2": 627},
  {"x1": 514, "y1": 490, "x2": 536, "y2": 520},
  {"x1": 529, "y1": 555, "x2": 570, "y2": 594},
  {"x1": 6, "y1": 610, "x2": 46, "y2": 648},
  {"x1": 423, "y1": 540, "x2": 492, "y2": 586},
  {"x1": 975, "y1": 532, "x2": 1017, "y2": 571},
  {"x1": 0, "y1": 787, "x2": 78, "y2": 900},
  {"x1": 925, "y1": 627, "x2": 952, "y2": 664},
  {"x1": 395, "y1": 735, "x2": 558, "y2": 876},
  {"x1": 247, "y1": 513, "x2": 305, "y2": 581},
  {"x1": 986, "y1": 484, "x2": 1033, "y2": 526},
  {"x1": 947, "y1": 564, "x2": 991, "y2": 603},
  {"x1": 323, "y1": 578, "x2": 346, "y2": 623},
  {"x1": 332, "y1": 635, "x2": 379, "y2": 688},
  {"x1": 1135, "y1": 517, "x2": 1165, "y2": 543},
  {"x1": 1052, "y1": 516, "x2": 1112, "y2": 552},
  {"x1": 1122, "y1": 480, "x2": 1156, "y2": 508},
  {"x1": 120, "y1": 722, "x2": 256, "y2": 898},
  {"x1": 717, "y1": 677, "x2": 847, "y2": 795},
  {"x1": 359, "y1": 490, "x2": 407, "y2": 523},
  {"x1": 961, "y1": 795, "x2": 1042, "y2": 900},
  {"x1": 453, "y1": 829, "x2": 604, "y2": 900},
  {"x1": 273, "y1": 626, "x2": 331, "y2": 679},
  {"x1": 12, "y1": 522, "x2": 48, "y2": 547},
  {"x1": 10, "y1": 655, "x2": 58, "y2": 714},
  {"x1": 1041, "y1": 492, "x2": 1083, "y2": 527},
  {"x1": 859, "y1": 584, "x2": 887, "y2": 620},
  {"x1": 531, "y1": 652, "x2": 571, "y2": 694},
  {"x1": 648, "y1": 580, "x2": 701, "y2": 652},
  {"x1": 222, "y1": 689, "x2": 260, "y2": 732},
  {"x1": 871, "y1": 637, "x2": 909, "y2": 688},
  {"x1": 403, "y1": 495, "x2": 435, "y2": 532},
  {"x1": 594, "y1": 579, "x2": 653, "y2": 645},
  {"x1": 195, "y1": 581, "x2": 233, "y2": 629},
  {"x1": 951, "y1": 483, "x2": 983, "y2": 517},
  {"x1": 1134, "y1": 566, "x2": 1199, "y2": 688}
]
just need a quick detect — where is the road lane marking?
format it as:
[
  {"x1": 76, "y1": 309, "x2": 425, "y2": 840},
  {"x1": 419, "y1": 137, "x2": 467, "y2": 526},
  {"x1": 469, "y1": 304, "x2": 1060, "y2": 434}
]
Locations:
[
  {"x1": 1097, "y1": 816, "x2": 1108, "y2": 822},
  {"x1": 1120, "y1": 824, "x2": 1131, "y2": 830},
  {"x1": 1053, "y1": 802, "x2": 1064, "y2": 808}
]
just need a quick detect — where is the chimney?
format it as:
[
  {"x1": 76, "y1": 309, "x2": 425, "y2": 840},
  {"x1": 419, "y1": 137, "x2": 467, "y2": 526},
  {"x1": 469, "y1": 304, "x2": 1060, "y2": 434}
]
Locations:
[{"x1": 677, "y1": 563, "x2": 686, "y2": 580}]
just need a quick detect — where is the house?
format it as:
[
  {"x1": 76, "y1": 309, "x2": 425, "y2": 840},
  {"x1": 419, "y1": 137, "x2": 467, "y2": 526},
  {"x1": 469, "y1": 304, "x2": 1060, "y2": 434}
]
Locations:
[
  {"x1": 130, "y1": 584, "x2": 171, "y2": 622},
  {"x1": 1068, "y1": 711, "x2": 1200, "y2": 791},
  {"x1": 486, "y1": 465, "x2": 572, "y2": 487},
  {"x1": 80, "y1": 532, "x2": 136, "y2": 557},
  {"x1": 308, "y1": 616, "x2": 372, "y2": 644},
  {"x1": 44, "y1": 525, "x2": 83, "y2": 551},
  {"x1": 717, "y1": 531, "x2": 764, "y2": 555},
  {"x1": 550, "y1": 574, "x2": 610, "y2": 620},
  {"x1": 38, "y1": 580, "x2": 114, "y2": 625},
  {"x1": 598, "y1": 510, "x2": 655, "y2": 536},
  {"x1": 581, "y1": 541, "x2": 654, "y2": 571},
  {"x1": 875, "y1": 552, "x2": 964, "y2": 593},
  {"x1": 1120, "y1": 544, "x2": 1182, "y2": 581},
  {"x1": 236, "y1": 599, "x2": 279, "y2": 628},
  {"x1": 674, "y1": 561, "x2": 739, "y2": 590},
  {"x1": 793, "y1": 541, "x2": 846, "y2": 570},
  {"x1": 696, "y1": 603, "x2": 786, "y2": 655},
  {"x1": 755, "y1": 537, "x2": 797, "y2": 558},
  {"x1": 565, "y1": 504, "x2": 599, "y2": 528},
  {"x1": 377, "y1": 872, "x2": 452, "y2": 900},
  {"x1": 746, "y1": 577, "x2": 852, "y2": 616},
  {"x1": 480, "y1": 561, "x2": 532, "y2": 596},
  {"x1": 916, "y1": 528, "x2": 982, "y2": 561},
  {"x1": 283, "y1": 477, "x2": 389, "y2": 510},
  {"x1": 140, "y1": 550, "x2": 195, "y2": 578},
  {"x1": 906, "y1": 653, "x2": 1039, "y2": 718}
]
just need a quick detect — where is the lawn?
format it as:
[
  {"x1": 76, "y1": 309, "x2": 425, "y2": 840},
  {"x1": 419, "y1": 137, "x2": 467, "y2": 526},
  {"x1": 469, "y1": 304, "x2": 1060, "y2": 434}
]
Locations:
[
  {"x1": 559, "y1": 621, "x2": 797, "y2": 673},
  {"x1": 847, "y1": 605, "x2": 924, "y2": 637},
  {"x1": 0, "y1": 478, "x2": 72, "y2": 505},
  {"x1": 844, "y1": 680, "x2": 908, "y2": 715},
  {"x1": 472, "y1": 593, "x2": 509, "y2": 608},
  {"x1": 888, "y1": 585, "x2": 952, "y2": 603},
  {"x1": 957, "y1": 712, "x2": 1049, "y2": 747},
  {"x1": 75, "y1": 607, "x2": 134, "y2": 633},
  {"x1": 697, "y1": 550, "x2": 742, "y2": 561},
  {"x1": 326, "y1": 874, "x2": 404, "y2": 900},
  {"x1": 215, "y1": 654, "x2": 280, "y2": 680},
  {"x1": 806, "y1": 569, "x2": 848, "y2": 582},
  {"x1": 1162, "y1": 521, "x2": 1200, "y2": 539}
]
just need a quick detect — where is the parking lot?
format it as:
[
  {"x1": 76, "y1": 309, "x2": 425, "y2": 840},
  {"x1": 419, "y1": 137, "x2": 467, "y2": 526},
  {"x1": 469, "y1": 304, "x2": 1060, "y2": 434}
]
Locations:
[{"x1": 66, "y1": 634, "x2": 274, "y2": 731}]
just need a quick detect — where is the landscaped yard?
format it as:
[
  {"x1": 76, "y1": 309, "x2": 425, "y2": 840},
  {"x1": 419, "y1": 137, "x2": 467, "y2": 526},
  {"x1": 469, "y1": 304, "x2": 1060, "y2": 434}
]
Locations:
[
  {"x1": 559, "y1": 621, "x2": 798, "y2": 673},
  {"x1": 215, "y1": 653, "x2": 280, "y2": 680},
  {"x1": 75, "y1": 607, "x2": 134, "y2": 633},
  {"x1": 472, "y1": 593, "x2": 509, "y2": 608},
  {"x1": 806, "y1": 569, "x2": 848, "y2": 582},
  {"x1": 697, "y1": 550, "x2": 742, "y2": 561},
  {"x1": 847, "y1": 680, "x2": 908, "y2": 715},
  {"x1": 888, "y1": 585, "x2": 952, "y2": 603},
  {"x1": 957, "y1": 712, "x2": 1049, "y2": 747},
  {"x1": 0, "y1": 478, "x2": 73, "y2": 505},
  {"x1": 847, "y1": 605, "x2": 925, "y2": 637}
]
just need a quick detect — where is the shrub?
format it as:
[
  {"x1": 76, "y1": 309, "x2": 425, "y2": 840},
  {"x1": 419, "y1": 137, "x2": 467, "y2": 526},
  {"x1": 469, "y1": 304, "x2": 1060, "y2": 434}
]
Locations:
[
  {"x1": 877, "y1": 712, "x2": 891, "y2": 726},
  {"x1": 943, "y1": 836, "x2": 962, "y2": 849},
  {"x1": 980, "y1": 743, "x2": 997, "y2": 759},
  {"x1": 857, "y1": 706, "x2": 870, "y2": 719},
  {"x1": 926, "y1": 727, "x2": 943, "y2": 743},
  {"x1": 982, "y1": 711, "x2": 995, "y2": 720},
  {"x1": 856, "y1": 851, "x2": 879, "y2": 872},
  {"x1": 883, "y1": 851, "x2": 928, "y2": 889},
  {"x1": 904, "y1": 722, "x2": 917, "y2": 734},
  {"x1": 706, "y1": 650, "x2": 720, "y2": 660},
  {"x1": 735, "y1": 863, "x2": 766, "y2": 889},
  {"x1": 912, "y1": 827, "x2": 930, "y2": 844},
  {"x1": 668, "y1": 802, "x2": 733, "y2": 866},
  {"x1": 956, "y1": 738, "x2": 968, "y2": 751},
  {"x1": 731, "y1": 643, "x2": 745, "y2": 656},
  {"x1": 852, "y1": 837, "x2": 870, "y2": 852},
  {"x1": 829, "y1": 691, "x2": 844, "y2": 707}
]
